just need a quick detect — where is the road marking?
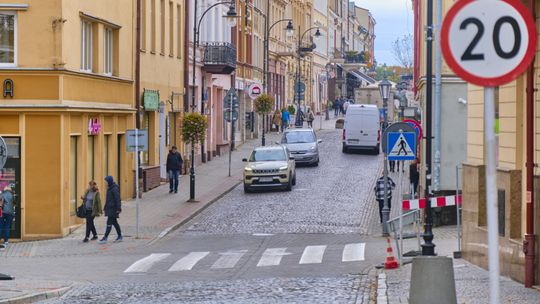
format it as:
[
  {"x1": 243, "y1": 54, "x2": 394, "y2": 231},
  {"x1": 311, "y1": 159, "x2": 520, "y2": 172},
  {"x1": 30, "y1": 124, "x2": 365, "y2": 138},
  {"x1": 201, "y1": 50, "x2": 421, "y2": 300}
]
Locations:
[
  {"x1": 257, "y1": 248, "x2": 292, "y2": 267},
  {"x1": 168, "y1": 252, "x2": 210, "y2": 271},
  {"x1": 299, "y1": 245, "x2": 327, "y2": 264},
  {"x1": 211, "y1": 250, "x2": 248, "y2": 269},
  {"x1": 124, "y1": 253, "x2": 171, "y2": 273},
  {"x1": 342, "y1": 243, "x2": 365, "y2": 262},
  {"x1": 252, "y1": 233, "x2": 274, "y2": 236}
]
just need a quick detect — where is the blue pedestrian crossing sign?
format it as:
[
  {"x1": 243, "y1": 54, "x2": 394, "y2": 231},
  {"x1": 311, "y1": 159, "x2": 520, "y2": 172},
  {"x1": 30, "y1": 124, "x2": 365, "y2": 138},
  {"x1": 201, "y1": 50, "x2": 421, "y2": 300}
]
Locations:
[{"x1": 387, "y1": 132, "x2": 416, "y2": 160}]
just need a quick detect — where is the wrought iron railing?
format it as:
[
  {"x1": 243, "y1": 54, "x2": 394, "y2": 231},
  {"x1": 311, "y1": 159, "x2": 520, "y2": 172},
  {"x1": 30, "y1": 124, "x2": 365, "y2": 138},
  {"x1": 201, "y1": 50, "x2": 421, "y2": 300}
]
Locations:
[{"x1": 203, "y1": 42, "x2": 237, "y2": 68}]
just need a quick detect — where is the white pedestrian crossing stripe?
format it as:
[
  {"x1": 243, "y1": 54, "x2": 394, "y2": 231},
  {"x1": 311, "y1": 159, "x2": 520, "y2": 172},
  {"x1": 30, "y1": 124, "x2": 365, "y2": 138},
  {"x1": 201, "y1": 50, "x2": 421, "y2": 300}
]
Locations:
[
  {"x1": 299, "y1": 245, "x2": 327, "y2": 264},
  {"x1": 211, "y1": 250, "x2": 248, "y2": 269},
  {"x1": 124, "y1": 253, "x2": 171, "y2": 273},
  {"x1": 168, "y1": 251, "x2": 210, "y2": 271},
  {"x1": 342, "y1": 243, "x2": 365, "y2": 262},
  {"x1": 123, "y1": 243, "x2": 366, "y2": 273}
]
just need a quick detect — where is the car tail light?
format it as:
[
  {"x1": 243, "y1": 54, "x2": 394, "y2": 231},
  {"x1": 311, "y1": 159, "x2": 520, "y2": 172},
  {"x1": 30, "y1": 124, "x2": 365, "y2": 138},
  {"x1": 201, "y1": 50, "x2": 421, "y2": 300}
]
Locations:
[
  {"x1": 377, "y1": 130, "x2": 380, "y2": 143},
  {"x1": 343, "y1": 129, "x2": 346, "y2": 140}
]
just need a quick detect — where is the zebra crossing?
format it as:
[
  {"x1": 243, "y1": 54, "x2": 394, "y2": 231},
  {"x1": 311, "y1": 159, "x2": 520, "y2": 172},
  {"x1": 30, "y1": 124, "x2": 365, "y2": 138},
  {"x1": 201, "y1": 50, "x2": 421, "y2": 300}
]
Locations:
[{"x1": 124, "y1": 243, "x2": 366, "y2": 273}]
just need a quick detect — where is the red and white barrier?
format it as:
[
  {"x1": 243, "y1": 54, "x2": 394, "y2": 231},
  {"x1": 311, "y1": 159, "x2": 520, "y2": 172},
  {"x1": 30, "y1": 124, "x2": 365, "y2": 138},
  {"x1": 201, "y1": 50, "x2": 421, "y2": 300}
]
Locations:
[{"x1": 402, "y1": 195, "x2": 462, "y2": 210}]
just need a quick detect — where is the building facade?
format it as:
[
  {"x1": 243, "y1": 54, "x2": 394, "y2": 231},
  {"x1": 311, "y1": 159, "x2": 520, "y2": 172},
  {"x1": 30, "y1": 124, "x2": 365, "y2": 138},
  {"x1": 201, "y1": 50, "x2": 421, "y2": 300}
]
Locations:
[{"x1": 0, "y1": 0, "x2": 135, "y2": 240}]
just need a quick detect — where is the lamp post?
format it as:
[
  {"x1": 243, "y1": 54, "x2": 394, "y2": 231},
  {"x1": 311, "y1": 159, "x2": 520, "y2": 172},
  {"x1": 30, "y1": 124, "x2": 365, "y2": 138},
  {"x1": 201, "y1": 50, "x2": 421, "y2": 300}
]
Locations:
[
  {"x1": 190, "y1": 1, "x2": 238, "y2": 201},
  {"x1": 324, "y1": 63, "x2": 332, "y2": 120},
  {"x1": 294, "y1": 27, "x2": 321, "y2": 127},
  {"x1": 378, "y1": 77, "x2": 392, "y2": 236}
]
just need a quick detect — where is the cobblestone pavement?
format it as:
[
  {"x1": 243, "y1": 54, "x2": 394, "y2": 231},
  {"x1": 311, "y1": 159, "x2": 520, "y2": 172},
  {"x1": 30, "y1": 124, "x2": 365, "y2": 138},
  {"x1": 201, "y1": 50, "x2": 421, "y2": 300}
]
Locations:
[{"x1": 179, "y1": 128, "x2": 383, "y2": 236}]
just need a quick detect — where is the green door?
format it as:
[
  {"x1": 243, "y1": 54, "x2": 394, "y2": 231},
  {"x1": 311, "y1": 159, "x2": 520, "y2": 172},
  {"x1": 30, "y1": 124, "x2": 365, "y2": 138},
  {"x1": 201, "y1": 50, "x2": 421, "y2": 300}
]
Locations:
[{"x1": 0, "y1": 137, "x2": 21, "y2": 239}]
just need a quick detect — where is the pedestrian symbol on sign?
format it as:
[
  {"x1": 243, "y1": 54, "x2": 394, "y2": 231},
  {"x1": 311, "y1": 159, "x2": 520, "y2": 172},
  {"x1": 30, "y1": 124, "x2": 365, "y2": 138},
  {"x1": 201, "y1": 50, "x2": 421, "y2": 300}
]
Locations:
[{"x1": 387, "y1": 132, "x2": 415, "y2": 160}]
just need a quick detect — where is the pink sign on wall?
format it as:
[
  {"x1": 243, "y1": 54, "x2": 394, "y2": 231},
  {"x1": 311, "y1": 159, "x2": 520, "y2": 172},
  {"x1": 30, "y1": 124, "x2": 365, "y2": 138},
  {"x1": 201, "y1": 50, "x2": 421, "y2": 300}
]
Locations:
[{"x1": 88, "y1": 118, "x2": 101, "y2": 135}]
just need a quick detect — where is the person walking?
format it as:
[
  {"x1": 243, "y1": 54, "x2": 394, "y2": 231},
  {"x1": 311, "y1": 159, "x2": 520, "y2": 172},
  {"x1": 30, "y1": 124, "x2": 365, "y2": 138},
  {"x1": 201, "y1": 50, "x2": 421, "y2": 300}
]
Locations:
[
  {"x1": 397, "y1": 160, "x2": 405, "y2": 172},
  {"x1": 80, "y1": 181, "x2": 102, "y2": 242},
  {"x1": 389, "y1": 160, "x2": 396, "y2": 172},
  {"x1": 297, "y1": 108, "x2": 305, "y2": 127},
  {"x1": 409, "y1": 159, "x2": 420, "y2": 198},
  {"x1": 343, "y1": 100, "x2": 350, "y2": 115},
  {"x1": 166, "y1": 146, "x2": 183, "y2": 194},
  {"x1": 374, "y1": 175, "x2": 396, "y2": 223},
  {"x1": 333, "y1": 98, "x2": 340, "y2": 117},
  {"x1": 339, "y1": 98, "x2": 345, "y2": 116},
  {"x1": 281, "y1": 108, "x2": 290, "y2": 132},
  {"x1": 273, "y1": 110, "x2": 282, "y2": 133},
  {"x1": 0, "y1": 186, "x2": 15, "y2": 248},
  {"x1": 99, "y1": 176, "x2": 123, "y2": 244},
  {"x1": 306, "y1": 109, "x2": 315, "y2": 128}
]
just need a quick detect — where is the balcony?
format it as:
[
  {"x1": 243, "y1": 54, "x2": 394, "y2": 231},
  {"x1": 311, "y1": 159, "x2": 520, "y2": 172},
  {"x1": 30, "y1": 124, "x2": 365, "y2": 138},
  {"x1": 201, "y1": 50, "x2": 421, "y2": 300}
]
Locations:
[
  {"x1": 343, "y1": 51, "x2": 367, "y2": 69},
  {"x1": 202, "y1": 42, "x2": 237, "y2": 75}
]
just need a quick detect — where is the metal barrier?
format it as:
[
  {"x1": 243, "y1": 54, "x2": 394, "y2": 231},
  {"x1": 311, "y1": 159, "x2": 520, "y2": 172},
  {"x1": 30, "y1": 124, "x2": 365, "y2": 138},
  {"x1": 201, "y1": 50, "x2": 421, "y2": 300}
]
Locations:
[{"x1": 387, "y1": 209, "x2": 422, "y2": 265}]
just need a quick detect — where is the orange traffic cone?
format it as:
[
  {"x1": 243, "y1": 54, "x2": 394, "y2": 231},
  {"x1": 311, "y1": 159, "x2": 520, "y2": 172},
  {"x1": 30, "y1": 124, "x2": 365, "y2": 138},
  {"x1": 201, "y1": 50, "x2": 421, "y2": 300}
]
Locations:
[{"x1": 384, "y1": 237, "x2": 399, "y2": 269}]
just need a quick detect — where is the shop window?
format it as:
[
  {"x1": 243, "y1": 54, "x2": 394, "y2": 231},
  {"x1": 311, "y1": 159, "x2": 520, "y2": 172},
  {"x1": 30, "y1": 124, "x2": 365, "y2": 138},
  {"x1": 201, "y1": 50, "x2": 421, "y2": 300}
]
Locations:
[
  {"x1": 0, "y1": 12, "x2": 16, "y2": 67},
  {"x1": 87, "y1": 136, "x2": 95, "y2": 181},
  {"x1": 104, "y1": 28, "x2": 113, "y2": 76},
  {"x1": 70, "y1": 137, "x2": 78, "y2": 216},
  {"x1": 81, "y1": 19, "x2": 93, "y2": 72},
  {"x1": 104, "y1": 134, "x2": 111, "y2": 176}
]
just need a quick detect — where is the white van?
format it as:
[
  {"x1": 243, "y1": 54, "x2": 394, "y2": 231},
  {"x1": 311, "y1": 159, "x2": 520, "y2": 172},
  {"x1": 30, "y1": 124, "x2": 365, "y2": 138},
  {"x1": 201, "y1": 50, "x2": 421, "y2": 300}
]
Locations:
[{"x1": 342, "y1": 104, "x2": 381, "y2": 154}]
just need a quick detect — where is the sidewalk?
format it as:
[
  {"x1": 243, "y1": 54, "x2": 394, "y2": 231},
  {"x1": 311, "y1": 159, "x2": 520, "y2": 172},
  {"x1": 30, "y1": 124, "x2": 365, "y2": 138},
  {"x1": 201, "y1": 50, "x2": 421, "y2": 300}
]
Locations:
[{"x1": 375, "y1": 164, "x2": 540, "y2": 303}]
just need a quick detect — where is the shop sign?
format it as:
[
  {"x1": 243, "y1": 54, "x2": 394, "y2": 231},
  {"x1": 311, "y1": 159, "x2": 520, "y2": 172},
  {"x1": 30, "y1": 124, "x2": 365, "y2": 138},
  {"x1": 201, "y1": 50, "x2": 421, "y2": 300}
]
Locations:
[
  {"x1": 247, "y1": 84, "x2": 262, "y2": 100},
  {"x1": 143, "y1": 90, "x2": 159, "y2": 111},
  {"x1": 88, "y1": 118, "x2": 101, "y2": 135}
]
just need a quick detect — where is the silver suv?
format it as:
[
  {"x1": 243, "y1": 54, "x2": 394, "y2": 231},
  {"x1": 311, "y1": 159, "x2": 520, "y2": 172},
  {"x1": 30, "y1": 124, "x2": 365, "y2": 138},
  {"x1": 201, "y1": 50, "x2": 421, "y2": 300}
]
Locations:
[{"x1": 280, "y1": 128, "x2": 321, "y2": 166}]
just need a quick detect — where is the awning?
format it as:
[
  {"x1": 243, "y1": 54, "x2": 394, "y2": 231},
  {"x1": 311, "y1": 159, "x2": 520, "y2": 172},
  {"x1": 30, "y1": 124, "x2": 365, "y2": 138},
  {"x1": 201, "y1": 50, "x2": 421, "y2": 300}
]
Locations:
[{"x1": 355, "y1": 70, "x2": 376, "y2": 85}]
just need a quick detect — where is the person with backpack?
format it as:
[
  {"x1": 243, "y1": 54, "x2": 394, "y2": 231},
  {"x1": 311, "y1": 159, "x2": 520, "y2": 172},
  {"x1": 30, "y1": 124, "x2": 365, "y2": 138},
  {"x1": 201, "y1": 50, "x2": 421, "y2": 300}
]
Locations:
[
  {"x1": 0, "y1": 186, "x2": 15, "y2": 248},
  {"x1": 166, "y1": 146, "x2": 183, "y2": 194},
  {"x1": 99, "y1": 176, "x2": 123, "y2": 244},
  {"x1": 306, "y1": 108, "x2": 315, "y2": 128},
  {"x1": 374, "y1": 175, "x2": 396, "y2": 223}
]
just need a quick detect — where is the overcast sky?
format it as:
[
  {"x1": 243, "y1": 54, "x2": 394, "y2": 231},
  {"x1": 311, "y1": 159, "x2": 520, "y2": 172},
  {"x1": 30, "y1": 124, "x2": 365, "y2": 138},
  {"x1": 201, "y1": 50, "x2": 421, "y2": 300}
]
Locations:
[{"x1": 355, "y1": 0, "x2": 414, "y2": 66}]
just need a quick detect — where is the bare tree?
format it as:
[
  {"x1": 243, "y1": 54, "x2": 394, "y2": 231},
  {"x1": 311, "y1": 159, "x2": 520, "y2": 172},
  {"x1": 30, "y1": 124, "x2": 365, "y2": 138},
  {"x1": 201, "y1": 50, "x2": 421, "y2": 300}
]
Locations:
[{"x1": 391, "y1": 34, "x2": 413, "y2": 71}]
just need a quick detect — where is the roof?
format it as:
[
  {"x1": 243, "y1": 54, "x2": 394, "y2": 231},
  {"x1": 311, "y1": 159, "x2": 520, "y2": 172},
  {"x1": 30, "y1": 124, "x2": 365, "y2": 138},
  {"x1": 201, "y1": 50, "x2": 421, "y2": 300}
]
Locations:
[{"x1": 253, "y1": 145, "x2": 285, "y2": 151}]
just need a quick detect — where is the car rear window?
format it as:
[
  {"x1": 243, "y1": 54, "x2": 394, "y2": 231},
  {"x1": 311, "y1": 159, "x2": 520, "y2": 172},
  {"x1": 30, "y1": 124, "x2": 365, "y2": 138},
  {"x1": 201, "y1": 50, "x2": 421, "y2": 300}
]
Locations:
[
  {"x1": 282, "y1": 131, "x2": 316, "y2": 144},
  {"x1": 249, "y1": 149, "x2": 286, "y2": 161}
]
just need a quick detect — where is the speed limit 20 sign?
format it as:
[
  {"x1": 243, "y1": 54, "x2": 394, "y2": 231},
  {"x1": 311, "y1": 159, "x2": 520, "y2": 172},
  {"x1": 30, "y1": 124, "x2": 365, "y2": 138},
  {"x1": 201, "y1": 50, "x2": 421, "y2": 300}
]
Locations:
[{"x1": 441, "y1": 0, "x2": 537, "y2": 86}]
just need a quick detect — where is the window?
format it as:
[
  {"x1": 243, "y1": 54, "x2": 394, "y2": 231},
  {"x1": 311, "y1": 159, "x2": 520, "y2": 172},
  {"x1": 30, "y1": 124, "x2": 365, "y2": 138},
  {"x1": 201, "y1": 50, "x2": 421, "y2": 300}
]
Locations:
[
  {"x1": 87, "y1": 136, "x2": 95, "y2": 181},
  {"x1": 104, "y1": 134, "x2": 111, "y2": 176},
  {"x1": 151, "y1": 0, "x2": 156, "y2": 52},
  {"x1": 70, "y1": 136, "x2": 78, "y2": 215},
  {"x1": 169, "y1": 1, "x2": 174, "y2": 56},
  {"x1": 142, "y1": 0, "x2": 147, "y2": 49},
  {"x1": 0, "y1": 12, "x2": 16, "y2": 67},
  {"x1": 177, "y1": 4, "x2": 182, "y2": 59},
  {"x1": 104, "y1": 28, "x2": 113, "y2": 75},
  {"x1": 81, "y1": 20, "x2": 93, "y2": 72},
  {"x1": 160, "y1": 0, "x2": 165, "y2": 54}
]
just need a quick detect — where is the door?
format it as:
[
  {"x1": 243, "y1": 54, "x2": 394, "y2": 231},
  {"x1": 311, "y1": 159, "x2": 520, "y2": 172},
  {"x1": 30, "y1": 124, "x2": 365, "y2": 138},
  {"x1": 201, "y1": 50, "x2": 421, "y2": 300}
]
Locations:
[
  {"x1": 359, "y1": 111, "x2": 379, "y2": 147},
  {"x1": 344, "y1": 113, "x2": 363, "y2": 145},
  {"x1": 159, "y1": 107, "x2": 166, "y2": 179},
  {"x1": 117, "y1": 134, "x2": 123, "y2": 193},
  {"x1": 0, "y1": 137, "x2": 21, "y2": 239}
]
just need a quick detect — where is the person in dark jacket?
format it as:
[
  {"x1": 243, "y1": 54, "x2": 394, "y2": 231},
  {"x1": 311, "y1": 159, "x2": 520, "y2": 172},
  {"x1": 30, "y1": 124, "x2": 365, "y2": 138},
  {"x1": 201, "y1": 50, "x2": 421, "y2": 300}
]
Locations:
[
  {"x1": 409, "y1": 159, "x2": 420, "y2": 198},
  {"x1": 374, "y1": 175, "x2": 396, "y2": 223},
  {"x1": 166, "y1": 146, "x2": 183, "y2": 194},
  {"x1": 99, "y1": 176, "x2": 122, "y2": 244}
]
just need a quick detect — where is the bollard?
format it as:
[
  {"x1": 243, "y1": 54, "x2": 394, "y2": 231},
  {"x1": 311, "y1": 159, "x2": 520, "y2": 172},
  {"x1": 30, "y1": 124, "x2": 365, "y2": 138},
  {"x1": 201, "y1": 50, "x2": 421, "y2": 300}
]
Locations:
[{"x1": 409, "y1": 256, "x2": 457, "y2": 304}]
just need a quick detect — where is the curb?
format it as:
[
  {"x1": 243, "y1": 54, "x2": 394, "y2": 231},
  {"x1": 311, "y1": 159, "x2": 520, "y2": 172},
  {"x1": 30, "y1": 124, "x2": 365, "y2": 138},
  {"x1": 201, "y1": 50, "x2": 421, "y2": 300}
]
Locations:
[
  {"x1": 376, "y1": 273, "x2": 388, "y2": 304},
  {"x1": 149, "y1": 176, "x2": 242, "y2": 244},
  {"x1": 0, "y1": 286, "x2": 71, "y2": 304}
]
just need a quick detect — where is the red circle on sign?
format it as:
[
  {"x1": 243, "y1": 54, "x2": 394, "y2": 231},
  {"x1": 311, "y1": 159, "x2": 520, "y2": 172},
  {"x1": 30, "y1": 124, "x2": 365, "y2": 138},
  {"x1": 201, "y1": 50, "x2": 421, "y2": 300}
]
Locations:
[{"x1": 441, "y1": 0, "x2": 537, "y2": 86}]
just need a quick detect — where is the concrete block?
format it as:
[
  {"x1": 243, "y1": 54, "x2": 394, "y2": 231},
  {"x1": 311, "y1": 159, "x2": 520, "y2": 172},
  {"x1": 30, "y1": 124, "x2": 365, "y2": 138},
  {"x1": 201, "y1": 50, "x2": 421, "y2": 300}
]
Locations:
[{"x1": 409, "y1": 256, "x2": 457, "y2": 304}]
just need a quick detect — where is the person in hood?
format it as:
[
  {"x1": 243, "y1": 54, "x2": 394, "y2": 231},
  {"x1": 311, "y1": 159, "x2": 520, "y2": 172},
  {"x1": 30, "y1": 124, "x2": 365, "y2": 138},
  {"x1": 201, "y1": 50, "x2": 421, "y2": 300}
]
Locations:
[
  {"x1": 99, "y1": 176, "x2": 122, "y2": 244},
  {"x1": 166, "y1": 146, "x2": 183, "y2": 194},
  {"x1": 0, "y1": 186, "x2": 15, "y2": 248}
]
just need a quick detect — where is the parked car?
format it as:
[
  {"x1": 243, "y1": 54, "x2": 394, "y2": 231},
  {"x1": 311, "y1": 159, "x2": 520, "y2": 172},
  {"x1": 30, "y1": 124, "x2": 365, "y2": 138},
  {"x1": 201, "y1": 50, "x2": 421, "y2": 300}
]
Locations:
[
  {"x1": 279, "y1": 128, "x2": 322, "y2": 166},
  {"x1": 243, "y1": 145, "x2": 296, "y2": 193},
  {"x1": 342, "y1": 104, "x2": 380, "y2": 154}
]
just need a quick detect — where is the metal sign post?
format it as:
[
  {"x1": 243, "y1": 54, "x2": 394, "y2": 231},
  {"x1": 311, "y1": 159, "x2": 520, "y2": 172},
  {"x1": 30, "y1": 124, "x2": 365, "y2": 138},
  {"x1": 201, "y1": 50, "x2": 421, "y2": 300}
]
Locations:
[
  {"x1": 441, "y1": 0, "x2": 537, "y2": 301},
  {"x1": 224, "y1": 88, "x2": 239, "y2": 177},
  {"x1": 126, "y1": 129, "x2": 148, "y2": 239}
]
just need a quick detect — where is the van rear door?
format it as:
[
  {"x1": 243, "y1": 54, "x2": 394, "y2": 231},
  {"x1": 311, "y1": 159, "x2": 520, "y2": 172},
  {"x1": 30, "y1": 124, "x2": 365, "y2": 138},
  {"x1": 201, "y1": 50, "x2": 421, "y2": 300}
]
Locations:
[{"x1": 344, "y1": 114, "x2": 363, "y2": 145}]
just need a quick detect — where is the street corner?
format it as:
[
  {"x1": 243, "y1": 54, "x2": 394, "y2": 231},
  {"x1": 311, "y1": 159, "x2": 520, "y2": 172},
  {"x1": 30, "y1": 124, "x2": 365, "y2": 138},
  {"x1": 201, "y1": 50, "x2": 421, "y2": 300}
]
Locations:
[{"x1": 0, "y1": 279, "x2": 72, "y2": 304}]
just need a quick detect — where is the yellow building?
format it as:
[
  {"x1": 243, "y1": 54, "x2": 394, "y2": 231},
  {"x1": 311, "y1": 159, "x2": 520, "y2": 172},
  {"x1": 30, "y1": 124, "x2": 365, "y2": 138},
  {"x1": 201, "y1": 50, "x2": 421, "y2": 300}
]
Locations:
[
  {"x1": 139, "y1": 0, "x2": 185, "y2": 187},
  {"x1": 0, "y1": 0, "x2": 136, "y2": 240}
]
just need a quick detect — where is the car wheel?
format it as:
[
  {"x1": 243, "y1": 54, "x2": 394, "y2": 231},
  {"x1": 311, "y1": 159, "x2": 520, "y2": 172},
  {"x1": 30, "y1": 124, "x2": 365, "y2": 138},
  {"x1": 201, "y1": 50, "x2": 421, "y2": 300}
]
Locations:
[
  {"x1": 243, "y1": 184, "x2": 251, "y2": 193},
  {"x1": 313, "y1": 158, "x2": 319, "y2": 167},
  {"x1": 285, "y1": 176, "x2": 292, "y2": 191},
  {"x1": 292, "y1": 173, "x2": 297, "y2": 185}
]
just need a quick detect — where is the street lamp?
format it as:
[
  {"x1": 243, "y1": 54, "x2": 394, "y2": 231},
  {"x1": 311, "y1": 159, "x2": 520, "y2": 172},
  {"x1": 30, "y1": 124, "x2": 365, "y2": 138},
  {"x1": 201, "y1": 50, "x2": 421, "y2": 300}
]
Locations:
[
  {"x1": 294, "y1": 26, "x2": 321, "y2": 127},
  {"x1": 189, "y1": 1, "x2": 238, "y2": 201},
  {"x1": 378, "y1": 76, "x2": 392, "y2": 236},
  {"x1": 324, "y1": 63, "x2": 332, "y2": 120}
]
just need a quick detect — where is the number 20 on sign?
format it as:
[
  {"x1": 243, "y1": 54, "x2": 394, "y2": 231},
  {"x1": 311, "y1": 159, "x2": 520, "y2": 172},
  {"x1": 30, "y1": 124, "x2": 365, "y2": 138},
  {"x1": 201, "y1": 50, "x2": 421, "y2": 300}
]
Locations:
[{"x1": 441, "y1": 1, "x2": 536, "y2": 303}]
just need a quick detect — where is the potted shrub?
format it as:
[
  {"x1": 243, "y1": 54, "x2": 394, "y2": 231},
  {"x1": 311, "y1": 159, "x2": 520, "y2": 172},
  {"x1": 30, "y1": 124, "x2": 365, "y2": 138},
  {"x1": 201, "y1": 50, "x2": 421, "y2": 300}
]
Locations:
[{"x1": 181, "y1": 112, "x2": 208, "y2": 171}]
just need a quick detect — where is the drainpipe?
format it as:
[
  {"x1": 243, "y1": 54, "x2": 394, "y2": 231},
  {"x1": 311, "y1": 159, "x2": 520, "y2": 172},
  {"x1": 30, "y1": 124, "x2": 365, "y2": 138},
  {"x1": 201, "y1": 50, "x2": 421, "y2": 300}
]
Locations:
[
  {"x1": 524, "y1": 0, "x2": 536, "y2": 288},
  {"x1": 433, "y1": 0, "x2": 442, "y2": 193},
  {"x1": 136, "y1": 0, "x2": 141, "y2": 129}
]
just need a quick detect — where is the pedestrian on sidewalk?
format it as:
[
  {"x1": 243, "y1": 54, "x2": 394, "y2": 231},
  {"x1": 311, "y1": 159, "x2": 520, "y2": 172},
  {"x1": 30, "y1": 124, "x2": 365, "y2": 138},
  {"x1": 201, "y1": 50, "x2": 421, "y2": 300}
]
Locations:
[
  {"x1": 273, "y1": 110, "x2": 282, "y2": 133},
  {"x1": 409, "y1": 158, "x2": 420, "y2": 198},
  {"x1": 99, "y1": 176, "x2": 123, "y2": 244},
  {"x1": 0, "y1": 186, "x2": 15, "y2": 248},
  {"x1": 166, "y1": 146, "x2": 183, "y2": 194},
  {"x1": 81, "y1": 181, "x2": 102, "y2": 242},
  {"x1": 374, "y1": 175, "x2": 396, "y2": 223},
  {"x1": 389, "y1": 160, "x2": 396, "y2": 172},
  {"x1": 306, "y1": 108, "x2": 315, "y2": 128},
  {"x1": 333, "y1": 98, "x2": 340, "y2": 117},
  {"x1": 297, "y1": 108, "x2": 305, "y2": 127},
  {"x1": 281, "y1": 108, "x2": 290, "y2": 132},
  {"x1": 396, "y1": 160, "x2": 405, "y2": 172}
]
